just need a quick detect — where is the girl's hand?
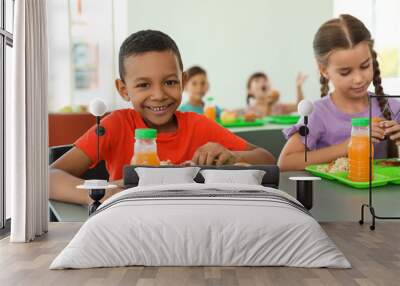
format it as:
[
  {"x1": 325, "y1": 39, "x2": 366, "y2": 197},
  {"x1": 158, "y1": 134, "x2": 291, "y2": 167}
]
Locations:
[
  {"x1": 295, "y1": 72, "x2": 307, "y2": 103},
  {"x1": 381, "y1": 120, "x2": 400, "y2": 145},
  {"x1": 192, "y1": 142, "x2": 238, "y2": 166},
  {"x1": 371, "y1": 121, "x2": 385, "y2": 143},
  {"x1": 339, "y1": 138, "x2": 351, "y2": 157},
  {"x1": 296, "y1": 72, "x2": 308, "y2": 88}
]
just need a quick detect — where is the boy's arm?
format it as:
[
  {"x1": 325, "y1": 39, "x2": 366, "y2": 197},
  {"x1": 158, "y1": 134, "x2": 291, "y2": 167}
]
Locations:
[
  {"x1": 278, "y1": 133, "x2": 349, "y2": 171},
  {"x1": 50, "y1": 147, "x2": 92, "y2": 205},
  {"x1": 192, "y1": 142, "x2": 275, "y2": 165},
  {"x1": 193, "y1": 118, "x2": 275, "y2": 165},
  {"x1": 233, "y1": 143, "x2": 275, "y2": 165},
  {"x1": 49, "y1": 147, "x2": 122, "y2": 205}
]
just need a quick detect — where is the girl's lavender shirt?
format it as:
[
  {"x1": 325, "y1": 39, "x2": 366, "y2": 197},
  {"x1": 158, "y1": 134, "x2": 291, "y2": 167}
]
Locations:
[{"x1": 283, "y1": 93, "x2": 400, "y2": 159}]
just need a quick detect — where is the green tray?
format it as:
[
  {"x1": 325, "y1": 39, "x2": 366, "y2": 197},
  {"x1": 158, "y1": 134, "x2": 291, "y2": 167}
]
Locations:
[
  {"x1": 217, "y1": 117, "x2": 264, "y2": 128},
  {"x1": 264, "y1": 115, "x2": 300, "y2": 124},
  {"x1": 375, "y1": 159, "x2": 400, "y2": 184},
  {"x1": 306, "y1": 161, "x2": 400, "y2": 189}
]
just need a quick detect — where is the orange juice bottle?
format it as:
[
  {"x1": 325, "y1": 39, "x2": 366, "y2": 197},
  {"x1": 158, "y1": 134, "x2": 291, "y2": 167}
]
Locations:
[
  {"x1": 348, "y1": 118, "x2": 373, "y2": 182},
  {"x1": 131, "y1": 128, "x2": 160, "y2": 166},
  {"x1": 203, "y1": 97, "x2": 216, "y2": 120}
]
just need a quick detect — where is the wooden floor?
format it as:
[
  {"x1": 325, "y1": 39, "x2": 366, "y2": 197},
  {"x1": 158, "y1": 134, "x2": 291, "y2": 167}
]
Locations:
[{"x1": 0, "y1": 222, "x2": 399, "y2": 286}]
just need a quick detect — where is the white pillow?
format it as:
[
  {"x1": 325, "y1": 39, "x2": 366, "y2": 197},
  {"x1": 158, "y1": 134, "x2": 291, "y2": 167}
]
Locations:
[
  {"x1": 200, "y1": 169, "x2": 266, "y2": 185},
  {"x1": 135, "y1": 167, "x2": 201, "y2": 186}
]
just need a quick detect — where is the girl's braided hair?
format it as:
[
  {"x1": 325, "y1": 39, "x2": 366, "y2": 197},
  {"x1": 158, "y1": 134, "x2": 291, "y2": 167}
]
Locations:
[{"x1": 313, "y1": 14, "x2": 397, "y2": 156}]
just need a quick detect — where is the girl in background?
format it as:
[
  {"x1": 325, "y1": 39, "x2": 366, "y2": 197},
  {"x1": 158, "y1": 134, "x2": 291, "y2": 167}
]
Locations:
[
  {"x1": 278, "y1": 14, "x2": 400, "y2": 171},
  {"x1": 246, "y1": 72, "x2": 307, "y2": 117}
]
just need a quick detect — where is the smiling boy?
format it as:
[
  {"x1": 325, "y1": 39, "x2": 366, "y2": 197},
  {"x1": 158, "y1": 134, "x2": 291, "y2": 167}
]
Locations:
[{"x1": 50, "y1": 30, "x2": 275, "y2": 204}]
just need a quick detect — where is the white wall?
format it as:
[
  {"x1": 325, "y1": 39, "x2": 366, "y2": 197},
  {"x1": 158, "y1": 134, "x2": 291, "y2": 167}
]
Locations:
[
  {"x1": 47, "y1": 0, "x2": 72, "y2": 111},
  {"x1": 333, "y1": 0, "x2": 373, "y2": 30},
  {"x1": 47, "y1": 0, "x2": 128, "y2": 112},
  {"x1": 127, "y1": 0, "x2": 333, "y2": 108}
]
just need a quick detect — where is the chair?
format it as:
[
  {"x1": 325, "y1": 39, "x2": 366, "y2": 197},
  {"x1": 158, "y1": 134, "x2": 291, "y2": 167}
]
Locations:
[
  {"x1": 49, "y1": 144, "x2": 109, "y2": 180},
  {"x1": 49, "y1": 144, "x2": 109, "y2": 222}
]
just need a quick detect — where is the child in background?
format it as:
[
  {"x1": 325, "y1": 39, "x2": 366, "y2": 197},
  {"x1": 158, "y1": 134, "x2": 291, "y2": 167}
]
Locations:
[
  {"x1": 179, "y1": 66, "x2": 221, "y2": 118},
  {"x1": 278, "y1": 14, "x2": 400, "y2": 171},
  {"x1": 246, "y1": 72, "x2": 307, "y2": 117},
  {"x1": 50, "y1": 30, "x2": 275, "y2": 204}
]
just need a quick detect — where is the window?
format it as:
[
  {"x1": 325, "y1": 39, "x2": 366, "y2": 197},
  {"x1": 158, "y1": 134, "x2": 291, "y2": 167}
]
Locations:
[{"x1": 1, "y1": 0, "x2": 14, "y2": 235}]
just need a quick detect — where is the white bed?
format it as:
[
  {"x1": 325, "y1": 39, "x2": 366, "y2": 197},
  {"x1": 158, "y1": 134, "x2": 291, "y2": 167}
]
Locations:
[{"x1": 50, "y1": 183, "x2": 350, "y2": 269}]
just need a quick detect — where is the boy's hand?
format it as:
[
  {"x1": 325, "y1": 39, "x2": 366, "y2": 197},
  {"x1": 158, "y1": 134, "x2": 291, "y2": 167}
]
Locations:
[
  {"x1": 192, "y1": 142, "x2": 238, "y2": 166},
  {"x1": 179, "y1": 160, "x2": 196, "y2": 166},
  {"x1": 110, "y1": 179, "x2": 124, "y2": 189},
  {"x1": 381, "y1": 120, "x2": 400, "y2": 145}
]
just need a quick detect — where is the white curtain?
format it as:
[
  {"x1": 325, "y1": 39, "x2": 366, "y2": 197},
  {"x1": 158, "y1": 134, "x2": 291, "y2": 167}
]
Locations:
[{"x1": 9, "y1": 0, "x2": 49, "y2": 242}]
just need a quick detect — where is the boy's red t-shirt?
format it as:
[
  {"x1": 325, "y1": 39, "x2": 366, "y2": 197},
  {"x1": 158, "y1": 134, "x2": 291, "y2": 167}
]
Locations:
[{"x1": 75, "y1": 109, "x2": 248, "y2": 180}]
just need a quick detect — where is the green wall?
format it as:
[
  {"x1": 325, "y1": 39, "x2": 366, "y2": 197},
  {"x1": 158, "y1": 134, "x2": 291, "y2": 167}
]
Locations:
[{"x1": 127, "y1": 0, "x2": 333, "y2": 108}]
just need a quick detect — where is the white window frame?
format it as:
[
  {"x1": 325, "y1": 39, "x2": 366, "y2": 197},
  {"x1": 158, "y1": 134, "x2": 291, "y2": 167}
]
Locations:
[{"x1": 0, "y1": 0, "x2": 14, "y2": 235}]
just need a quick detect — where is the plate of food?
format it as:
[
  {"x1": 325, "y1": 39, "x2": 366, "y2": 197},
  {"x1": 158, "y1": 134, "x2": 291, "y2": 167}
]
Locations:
[
  {"x1": 306, "y1": 157, "x2": 400, "y2": 189},
  {"x1": 376, "y1": 158, "x2": 400, "y2": 167},
  {"x1": 218, "y1": 111, "x2": 264, "y2": 127}
]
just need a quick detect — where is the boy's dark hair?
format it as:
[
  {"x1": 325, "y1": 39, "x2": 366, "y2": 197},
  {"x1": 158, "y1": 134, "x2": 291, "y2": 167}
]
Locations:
[
  {"x1": 246, "y1": 72, "x2": 268, "y2": 105},
  {"x1": 185, "y1": 66, "x2": 207, "y2": 81},
  {"x1": 118, "y1": 30, "x2": 183, "y2": 82}
]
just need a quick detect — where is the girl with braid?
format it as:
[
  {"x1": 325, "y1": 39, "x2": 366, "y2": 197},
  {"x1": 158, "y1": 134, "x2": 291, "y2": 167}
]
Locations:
[{"x1": 278, "y1": 14, "x2": 400, "y2": 171}]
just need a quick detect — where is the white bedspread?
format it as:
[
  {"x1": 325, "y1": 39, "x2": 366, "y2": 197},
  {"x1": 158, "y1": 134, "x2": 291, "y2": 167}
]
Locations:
[{"x1": 50, "y1": 183, "x2": 350, "y2": 269}]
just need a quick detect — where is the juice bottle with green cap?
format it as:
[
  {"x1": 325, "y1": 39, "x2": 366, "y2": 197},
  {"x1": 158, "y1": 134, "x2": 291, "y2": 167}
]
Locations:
[
  {"x1": 348, "y1": 118, "x2": 373, "y2": 182},
  {"x1": 204, "y1": 97, "x2": 216, "y2": 120},
  {"x1": 131, "y1": 128, "x2": 160, "y2": 166}
]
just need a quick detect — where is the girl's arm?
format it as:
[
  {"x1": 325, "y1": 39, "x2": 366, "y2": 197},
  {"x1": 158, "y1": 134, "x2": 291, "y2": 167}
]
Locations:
[
  {"x1": 296, "y1": 72, "x2": 307, "y2": 104},
  {"x1": 272, "y1": 73, "x2": 308, "y2": 115},
  {"x1": 278, "y1": 121, "x2": 387, "y2": 171},
  {"x1": 278, "y1": 133, "x2": 349, "y2": 171},
  {"x1": 233, "y1": 143, "x2": 276, "y2": 165}
]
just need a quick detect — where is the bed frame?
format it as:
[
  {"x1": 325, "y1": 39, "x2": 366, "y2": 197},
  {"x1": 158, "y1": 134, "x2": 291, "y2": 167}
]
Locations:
[{"x1": 123, "y1": 165, "x2": 280, "y2": 189}]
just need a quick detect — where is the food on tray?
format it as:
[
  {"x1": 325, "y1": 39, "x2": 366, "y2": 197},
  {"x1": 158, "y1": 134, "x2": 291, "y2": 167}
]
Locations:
[
  {"x1": 220, "y1": 110, "x2": 238, "y2": 124},
  {"x1": 243, "y1": 112, "x2": 257, "y2": 122},
  {"x1": 160, "y1": 160, "x2": 173, "y2": 166},
  {"x1": 160, "y1": 160, "x2": 196, "y2": 166},
  {"x1": 316, "y1": 157, "x2": 349, "y2": 173},
  {"x1": 377, "y1": 159, "x2": 400, "y2": 167}
]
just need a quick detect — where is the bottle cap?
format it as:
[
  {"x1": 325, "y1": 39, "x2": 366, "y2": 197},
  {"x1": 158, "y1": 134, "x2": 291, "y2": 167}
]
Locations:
[
  {"x1": 135, "y1": 128, "x2": 157, "y2": 139},
  {"x1": 351, "y1": 118, "x2": 369, "y2": 127}
]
